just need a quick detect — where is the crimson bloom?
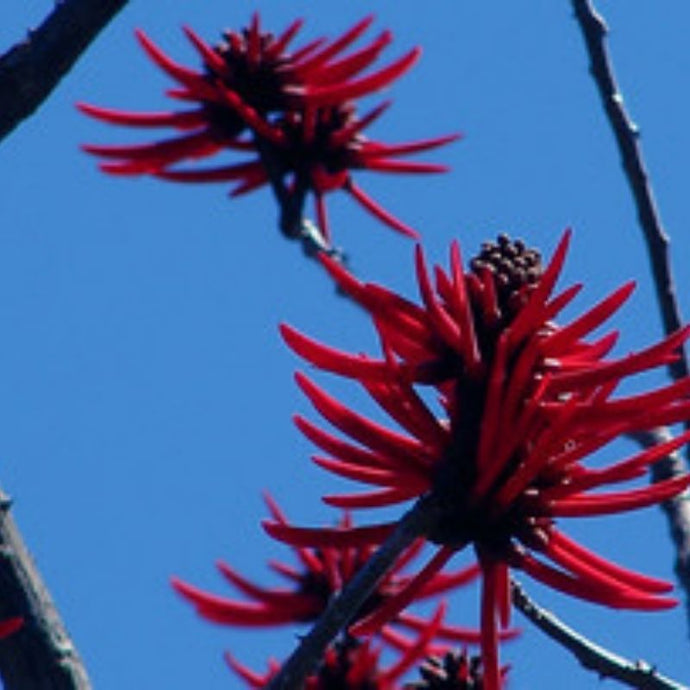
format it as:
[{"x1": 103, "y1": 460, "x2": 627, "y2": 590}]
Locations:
[
  {"x1": 227, "y1": 607, "x2": 447, "y2": 689},
  {"x1": 79, "y1": 14, "x2": 458, "y2": 242},
  {"x1": 171, "y1": 495, "x2": 503, "y2": 652},
  {"x1": 274, "y1": 231, "x2": 690, "y2": 689}
]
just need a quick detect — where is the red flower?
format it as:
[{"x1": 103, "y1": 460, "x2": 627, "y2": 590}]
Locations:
[
  {"x1": 227, "y1": 606, "x2": 447, "y2": 689},
  {"x1": 79, "y1": 14, "x2": 459, "y2": 242},
  {"x1": 171, "y1": 495, "x2": 504, "y2": 651},
  {"x1": 0, "y1": 617, "x2": 22, "y2": 639},
  {"x1": 275, "y1": 231, "x2": 690, "y2": 689}
]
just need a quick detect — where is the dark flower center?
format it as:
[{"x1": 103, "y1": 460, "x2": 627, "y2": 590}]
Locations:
[
  {"x1": 409, "y1": 651, "x2": 485, "y2": 689},
  {"x1": 470, "y1": 234, "x2": 542, "y2": 322},
  {"x1": 297, "y1": 547, "x2": 387, "y2": 624},
  {"x1": 312, "y1": 636, "x2": 381, "y2": 690},
  {"x1": 213, "y1": 30, "x2": 291, "y2": 112}
]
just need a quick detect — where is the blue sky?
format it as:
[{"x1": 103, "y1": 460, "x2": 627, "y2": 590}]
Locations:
[{"x1": 1, "y1": 2, "x2": 690, "y2": 688}]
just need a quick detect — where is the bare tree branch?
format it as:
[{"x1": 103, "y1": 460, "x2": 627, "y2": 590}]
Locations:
[
  {"x1": 0, "y1": 488, "x2": 91, "y2": 689},
  {"x1": 570, "y1": 0, "x2": 688, "y2": 378},
  {"x1": 0, "y1": 0, "x2": 129, "y2": 143},
  {"x1": 512, "y1": 580, "x2": 687, "y2": 689},
  {"x1": 571, "y1": 0, "x2": 690, "y2": 628}
]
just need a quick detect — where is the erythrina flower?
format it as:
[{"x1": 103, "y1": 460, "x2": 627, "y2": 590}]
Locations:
[
  {"x1": 272, "y1": 231, "x2": 690, "y2": 689},
  {"x1": 171, "y1": 494, "x2": 510, "y2": 652},
  {"x1": 78, "y1": 14, "x2": 459, "y2": 242},
  {"x1": 227, "y1": 608, "x2": 447, "y2": 689}
]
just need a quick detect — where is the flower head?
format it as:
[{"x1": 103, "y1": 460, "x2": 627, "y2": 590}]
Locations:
[
  {"x1": 79, "y1": 14, "x2": 459, "y2": 242},
  {"x1": 227, "y1": 608, "x2": 447, "y2": 689},
  {"x1": 172, "y1": 494, "x2": 496, "y2": 649},
  {"x1": 276, "y1": 231, "x2": 690, "y2": 688}
]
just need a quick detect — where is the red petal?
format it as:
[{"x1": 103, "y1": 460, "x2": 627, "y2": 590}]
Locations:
[
  {"x1": 182, "y1": 25, "x2": 228, "y2": 75},
  {"x1": 346, "y1": 181, "x2": 419, "y2": 238},
  {"x1": 323, "y1": 485, "x2": 422, "y2": 509},
  {"x1": 266, "y1": 18, "x2": 305, "y2": 59},
  {"x1": 225, "y1": 652, "x2": 274, "y2": 688},
  {"x1": 539, "y1": 282, "x2": 635, "y2": 356},
  {"x1": 547, "y1": 531, "x2": 672, "y2": 594},
  {"x1": 295, "y1": 372, "x2": 434, "y2": 468},
  {"x1": 0, "y1": 617, "x2": 22, "y2": 638},
  {"x1": 380, "y1": 603, "x2": 445, "y2": 683},
  {"x1": 280, "y1": 323, "x2": 390, "y2": 380},
  {"x1": 135, "y1": 30, "x2": 213, "y2": 96},
  {"x1": 296, "y1": 17, "x2": 380, "y2": 78},
  {"x1": 155, "y1": 160, "x2": 264, "y2": 183},
  {"x1": 329, "y1": 101, "x2": 392, "y2": 148},
  {"x1": 307, "y1": 31, "x2": 392, "y2": 85},
  {"x1": 77, "y1": 102, "x2": 207, "y2": 129},
  {"x1": 171, "y1": 577, "x2": 317, "y2": 624},
  {"x1": 295, "y1": 414, "x2": 403, "y2": 471},
  {"x1": 298, "y1": 47, "x2": 421, "y2": 106},
  {"x1": 507, "y1": 230, "x2": 571, "y2": 347},
  {"x1": 350, "y1": 546, "x2": 455, "y2": 636},
  {"x1": 550, "y1": 474, "x2": 690, "y2": 517},
  {"x1": 519, "y1": 553, "x2": 677, "y2": 610},
  {"x1": 359, "y1": 133, "x2": 462, "y2": 159},
  {"x1": 262, "y1": 520, "x2": 394, "y2": 548},
  {"x1": 314, "y1": 455, "x2": 425, "y2": 489}
]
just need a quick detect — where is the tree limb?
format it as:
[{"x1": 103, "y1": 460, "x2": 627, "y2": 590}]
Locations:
[
  {"x1": 0, "y1": 0, "x2": 129, "y2": 142},
  {"x1": 512, "y1": 580, "x2": 687, "y2": 689},
  {"x1": 571, "y1": 0, "x2": 690, "y2": 630},
  {"x1": 0, "y1": 488, "x2": 91, "y2": 689}
]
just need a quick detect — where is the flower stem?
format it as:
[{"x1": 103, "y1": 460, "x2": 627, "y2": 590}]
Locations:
[{"x1": 267, "y1": 495, "x2": 439, "y2": 690}]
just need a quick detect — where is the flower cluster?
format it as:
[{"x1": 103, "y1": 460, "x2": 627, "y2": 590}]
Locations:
[
  {"x1": 227, "y1": 612, "x2": 448, "y2": 689},
  {"x1": 79, "y1": 14, "x2": 458, "y2": 242},
  {"x1": 172, "y1": 495, "x2": 512, "y2": 686},
  {"x1": 275, "y1": 231, "x2": 690, "y2": 689}
]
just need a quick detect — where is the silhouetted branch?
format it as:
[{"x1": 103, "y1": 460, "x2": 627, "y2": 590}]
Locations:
[
  {"x1": 0, "y1": 0, "x2": 129, "y2": 142},
  {"x1": 0, "y1": 488, "x2": 91, "y2": 690},
  {"x1": 571, "y1": 0, "x2": 690, "y2": 627},
  {"x1": 512, "y1": 580, "x2": 687, "y2": 689}
]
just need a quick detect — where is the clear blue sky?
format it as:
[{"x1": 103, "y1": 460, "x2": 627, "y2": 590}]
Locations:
[{"x1": 1, "y1": 2, "x2": 690, "y2": 688}]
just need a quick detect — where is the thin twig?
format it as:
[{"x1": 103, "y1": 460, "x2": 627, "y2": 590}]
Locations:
[
  {"x1": 571, "y1": 0, "x2": 690, "y2": 626},
  {"x1": 0, "y1": 0, "x2": 129, "y2": 142},
  {"x1": 570, "y1": 0, "x2": 688, "y2": 379},
  {"x1": 511, "y1": 580, "x2": 688, "y2": 689},
  {"x1": 267, "y1": 495, "x2": 439, "y2": 690},
  {"x1": 629, "y1": 429, "x2": 690, "y2": 633},
  {"x1": 0, "y1": 488, "x2": 91, "y2": 689}
]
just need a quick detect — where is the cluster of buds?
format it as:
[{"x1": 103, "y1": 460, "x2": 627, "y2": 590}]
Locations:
[{"x1": 79, "y1": 14, "x2": 459, "y2": 244}]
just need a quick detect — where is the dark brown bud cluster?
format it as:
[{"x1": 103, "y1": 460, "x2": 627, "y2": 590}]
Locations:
[
  {"x1": 470, "y1": 234, "x2": 543, "y2": 321},
  {"x1": 405, "y1": 651, "x2": 484, "y2": 689}
]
